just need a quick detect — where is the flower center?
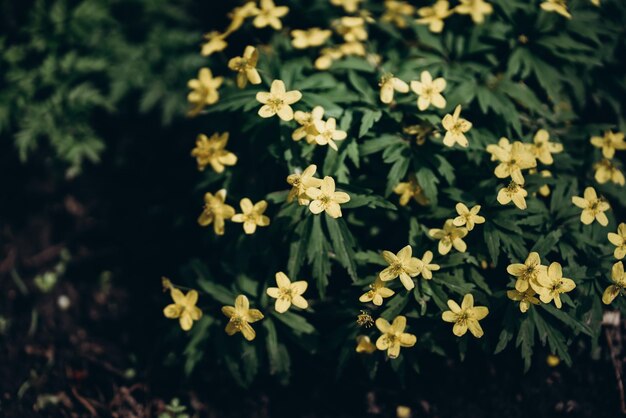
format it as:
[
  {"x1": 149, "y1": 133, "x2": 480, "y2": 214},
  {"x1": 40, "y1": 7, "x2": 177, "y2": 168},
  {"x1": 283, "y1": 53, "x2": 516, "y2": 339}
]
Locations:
[
  {"x1": 278, "y1": 288, "x2": 293, "y2": 300},
  {"x1": 268, "y1": 97, "x2": 284, "y2": 110},
  {"x1": 230, "y1": 315, "x2": 245, "y2": 330}
]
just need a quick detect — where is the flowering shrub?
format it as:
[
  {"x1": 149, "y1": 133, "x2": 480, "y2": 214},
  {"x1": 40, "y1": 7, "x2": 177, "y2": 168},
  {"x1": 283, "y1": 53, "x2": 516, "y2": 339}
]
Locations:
[{"x1": 163, "y1": 0, "x2": 626, "y2": 386}]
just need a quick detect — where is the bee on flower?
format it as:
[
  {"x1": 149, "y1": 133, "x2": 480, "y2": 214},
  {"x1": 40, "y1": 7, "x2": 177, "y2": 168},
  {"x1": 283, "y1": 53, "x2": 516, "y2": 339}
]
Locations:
[
  {"x1": 266, "y1": 272, "x2": 308, "y2": 313},
  {"x1": 198, "y1": 190, "x2": 236, "y2": 235},
  {"x1": 497, "y1": 181, "x2": 528, "y2": 210},
  {"x1": 305, "y1": 176, "x2": 351, "y2": 218},
  {"x1": 602, "y1": 262, "x2": 626, "y2": 305},
  {"x1": 571, "y1": 187, "x2": 610, "y2": 226},
  {"x1": 379, "y1": 73, "x2": 409, "y2": 104},
  {"x1": 187, "y1": 68, "x2": 223, "y2": 116},
  {"x1": 441, "y1": 294, "x2": 489, "y2": 338},
  {"x1": 410, "y1": 71, "x2": 446, "y2": 111},
  {"x1": 256, "y1": 80, "x2": 302, "y2": 121},
  {"x1": 375, "y1": 315, "x2": 417, "y2": 358},
  {"x1": 454, "y1": 0, "x2": 493, "y2": 24},
  {"x1": 191, "y1": 133, "x2": 237, "y2": 173},
  {"x1": 416, "y1": 0, "x2": 452, "y2": 33},
  {"x1": 286, "y1": 164, "x2": 324, "y2": 205},
  {"x1": 231, "y1": 198, "x2": 271, "y2": 234},
  {"x1": 428, "y1": 220, "x2": 468, "y2": 255},
  {"x1": 252, "y1": 0, "x2": 289, "y2": 30},
  {"x1": 222, "y1": 295, "x2": 264, "y2": 341},
  {"x1": 228, "y1": 46, "x2": 262, "y2": 89},
  {"x1": 536, "y1": 262, "x2": 576, "y2": 309},
  {"x1": 291, "y1": 28, "x2": 332, "y2": 49},
  {"x1": 441, "y1": 105, "x2": 472, "y2": 148}
]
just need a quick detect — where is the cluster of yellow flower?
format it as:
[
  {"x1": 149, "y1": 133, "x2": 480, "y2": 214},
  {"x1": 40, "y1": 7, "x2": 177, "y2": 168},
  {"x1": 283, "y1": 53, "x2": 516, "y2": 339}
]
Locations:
[
  {"x1": 591, "y1": 131, "x2": 626, "y2": 186},
  {"x1": 604, "y1": 224, "x2": 626, "y2": 304},
  {"x1": 197, "y1": 190, "x2": 270, "y2": 236},
  {"x1": 286, "y1": 165, "x2": 351, "y2": 218},
  {"x1": 416, "y1": 0, "x2": 493, "y2": 33},
  {"x1": 540, "y1": 0, "x2": 600, "y2": 19}
]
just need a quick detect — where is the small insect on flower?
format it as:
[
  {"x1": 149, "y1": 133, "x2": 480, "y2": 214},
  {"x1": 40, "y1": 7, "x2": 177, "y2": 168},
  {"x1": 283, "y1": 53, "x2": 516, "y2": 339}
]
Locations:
[
  {"x1": 379, "y1": 245, "x2": 421, "y2": 291},
  {"x1": 187, "y1": 68, "x2": 224, "y2": 116},
  {"x1": 312, "y1": 118, "x2": 347, "y2": 151},
  {"x1": 287, "y1": 164, "x2": 324, "y2": 205},
  {"x1": 379, "y1": 73, "x2": 409, "y2": 104},
  {"x1": 375, "y1": 315, "x2": 417, "y2": 358},
  {"x1": 359, "y1": 278, "x2": 395, "y2": 306},
  {"x1": 291, "y1": 28, "x2": 332, "y2": 49},
  {"x1": 603, "y1": 262, "x2": 626, "y2": 305},
  {"x1": 191, "y1": 133, "x2": 237, "y2": 173},
  {"x1": 252, "y1": 0, "x2": 289, "y2": 30},
  {"x1": 163, "y1": 284, "x2": 203, "y2": 331},
  {"x1": 305, "y1": 176, "x2": 351, "y2": 218},
  {"x1": 441, "y1": 105, "x2": 472, "y2": 148},
  {"x1": 198, "y1": 189, "x2": 236, "y2": 236},
  {"x1": 228, "y1": 46, "x2": 262, "y2": 89},
  {"x1": 455, "y1": 0, "x2": 493, "y2": 24},
  {"x1": 540, "y1": 0, "x2": 572, "y2": 19},
  {"x1": 393, "y1": 175, "x2": 429, "y2": 206},
  {"x1": 201, "y1": 31, "x2": 228, "y2": 57},
  {"x1": 507, "y1": 289, "x2": 541, "y2": 313},
  {"x1": 507, "y1": 252, "x2": 548, "y2": 293},
  {"x1": 222, "y1": 295, "x2": 264, "y2": 341},
  {"x1": 231, "y1": 198, "x2": 270, "y2": 234},
  {"x1": 594, "y1": 159, "x2": 625, "y2": 186},
  {"x1": 452, "y1": 203, "x2": 485, "y2": 231},
  {"x1": 536, "y1": 262, "x2": 576, "y2": 309},
  {"x1": 497, "y1": 181, "x2": 528, "y2": 210},
  {"x1": 571, "y1": 187, "x2": 610, "y2": 226},
  {"x1": 410, "y1": 71, "x2": 446, "y2": 111},
  {"x1": 608, "y1": 223, "x2": 626, "y2": 260},
  {"x1": 266, "y1": 272, "x2": 308, "y2": 313},
  {"x1": 416, "y1": 251, "x2": 440, "y2": 280},
  {"x1": 590, "y1": 130, "x2": 626, "y2": 159},
  {"x1": 441, "y1": 294, "x2": 489, "y2": 338},
  {"x1": 256, "y1": 80, "x2": 302, "y2": 121},
  {"x1": 531, "y1": 129, "x2": 563, "y2": 165},
  {"x1": 428, "y1": 219, "x2": 468, "y2": 255},
  {"x1": 416, "y1": 0, "x2": 452, "y2": 33},
  {"x1": 355, "y1": 335, "x2": 377, "y2": 354}
]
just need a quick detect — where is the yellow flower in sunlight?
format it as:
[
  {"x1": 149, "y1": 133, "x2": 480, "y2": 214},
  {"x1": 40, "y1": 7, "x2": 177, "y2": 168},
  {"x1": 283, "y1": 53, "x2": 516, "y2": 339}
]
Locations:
[
  {"x1": 537, "y1": 170, "x2": 552, "y2": 197},
  {"x1": 442, "y1": 294, "x2": 488, "y2": 337},
  {"x1": 287, "y1": 164, "x2": 324, "y2": 205},
  {"x1": 417, "y1": 250, "x2": 440, "y2": 280},
  {"x1": 231, "y1": 198, "x2": 270, "y2": 234},
  {"x1": 228, "y1": 46, "x2": 262, "y2": 89},
  {"x1": 339, "y1": 41, "x2": 367, "y2": 56},
  {"x1": 227, "y1": 2, "x2": 260, "y2": 34},
  {"x1": 540, "y1": 0, "x2": 572, "y2": 19},
  {"x1": 531, "y1": 129, "x2": 563, "y2": 165},
  {"x1": 603, "y1": 262, "x2": 626, "y2": 305},
  {"x1": 379, "y1": 245, "x2": 420, "y2": 291},
  {"x1": 507, "y1": 252, "x2": 547, "y2": 293},
  {"x1": 381, "y1": 1, "x2": 416, "y2": 28},
  {"x1": 453, "y1": 203, "x2": 485, "y2": 231},
  {"x1": 428, "y1": 219, "x2": 468, "y2": 255},
  {"x1": 393, "y1": 175, "x2": 429, "y2": 206},
  {"x1": 256, "y1": 80, "x2": 302, "y2": 121},
  {"x1": 590, "y1": 130, "x2": 626, "y2": 159},
  {"x1": 416, "y1": 0, "x2": 452, "y2": 33},
  {"x1": 594, "y1": 159, "x2": 625, "y2": 186},
  {"x1": 201, "y1": 31, "x2": 228, "y2": 56},
  {"x1": 293, "y1": 106, "x2": 325, "y2": 142},
  {"x1": 291, "y1": 28, "x2": 332, "y2": 49},
  {"x1": 355, "y1": 335, "x2": 377, "y2": 354},
  {"x1": 313, "y1": 118, "x2": 348, "y2": 151},
  {"x1": 198, "y1": 189, "x2": 236, "y2": 235},
  {"x1": 331, "y1": 0, "x2": 363, "y2": 13},
  {"x1": 360, "y1": 278, "x2": 395, "y2": 306},
  {"x1": 536, "y1": 262, "x2": 576, "y2": 309},
  {"x1": 497, "y1": 181, "x2": 528, "y2": 210},
  {"x1": 492, "y1": 141, "x2": 537, "y2": 185},
  {"x1": 486, "y1": 137, "x2": 512, "y2": 162},
  {"x1": 266, "y1": 272, "x2": 308, "y2": 313},
  {"x1": 336, "y1": 17, "x2": 368, "y2": 42},
  {"x1": 191, "y1": 133, "x2": 238, "y2": 173},
  {"x1": 163, "y1": 287, "x2": 202, "y2": 331},
  {"x1": 305, "y1": 176, "x2": 351, "y2": 218},
  {"x1": 442, "y1": 105, "x2": 472, "y2": 148},
  {"x1": 608, "y1": 223, "x2": 626, "y2": 260},
  {"x1": 379, "y1": 74, "x2": 409, "y2": 104},
  {"x1": 507, "y1": 289, "x2": 541, "y2": 313},
  {"x1": 222, "y1": 295, "x2": 264, "y2": 341},
  {"x1": 315, "y1": 47, "x2": 344, "y2": 70},
  {"x1": 375, "y1": 316, "x2": 417, "y2": 358},
  {"x1": 253, "y1": 0, "x2": 289, "y2": 30},
  {"x1": 571, "y1": 187, "x2": 610, "y2": 226},
  {"x1": 455, "y1": 0, "x2": 493, "y2": 24},
  {"x1": 187, "y1": 68, "x2": 223, "y2": 116},
  {"x1": 410, "y1": 71, "x2": 446, "y2": 111}
]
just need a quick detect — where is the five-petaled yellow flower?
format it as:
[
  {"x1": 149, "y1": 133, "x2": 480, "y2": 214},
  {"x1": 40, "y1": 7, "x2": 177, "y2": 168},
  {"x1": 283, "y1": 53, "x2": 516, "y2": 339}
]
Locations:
[
  {"x1": 256, "y1": 80, "x2": 302, "y2": 121},
  {"x1": 379, "y1": 245, "x2": 420, "y2": 291},
  {"x1": 608, "y1": 223, "x2": 626, "y2": 259},
  {"x1": 201, "y1": 31, "x2": 228, "y2": 57},
  {"x1": 428, "y1": 220, "x2": 468, "y2": 255},
  {"x1": 253, "y1": 0, "x2": 289, "y2": 30},
  {"x1": 603, "y1": 262, "x2": 626, "y2": 305},
  {"x1": 287, "y1": 164, "x2": 323, "y2": 205},
  {"x1": 187, "y1": 68, "x2": 223, "y2": 116},
  {"x1": 228, "y1": 45, "x2": 262, "y2": 89},
  {"x1": 336, "y1": 17, "x2": 368, "y2": 42},
  {"x1": 293, "y1": 106, "x2": 325, "y2": 143},
  {"x1": 379, "y1": 74, "x2": 409, "y2": 104},
  {"x1": 381, "y1": 1, "x2": 416, "y2": 28},
  {"x1": 410, "y1": 71, "x2": 446, "y2": 111},
  {"x1": 375, "y1": 315, "x2": 417, "y2": 358},
  {"x1": 222, "y1": 294, "x2": 264, "y2": 341},
  {"x1": 531, "y1": 129, "x2": 563, "y2": 165},
  {"x1": 359, "y1": 277, "x2": 395, "y2": 306},
  {"x1": 492, "y1": 140, "x2": 537, "y2": 185},
  {"x1": 453, "y1": 203, "x2": 485, "y2": 231},
  {"x1": 393, "y1": 175, "x2": 429, "y2": 206},
  {"x1": 266, "y1": 271, "x2": 308, "y2": 313},
  {"x1": 442, "y1": 105, "x2": 472, "y2": 148},
  {"x1": 571, "y1": 187, "x2": 610, "y2": 226},
  {"x1": 313, "y1": 118, "x2": 347, "y2": 151},
  {"x1": 305, "y1": 176, "x2": 351, "y2": 218},
  {"x1": 497, "y1": 181, "x2": 528, "y2": 210},
  {"x1": 486, "y1": 137, "x2": 512, "y2": 162},
  {"x1": 442, "y1": 294, "x2": 489, "y2": 338},
  {"x1": 455, "y1": 0, "x2": 493, "y2": 24},
  {"x1": 416, "y1": 0, "x2": 452, "y2": 33},
  {"x1": 507, "y1": 289, "x2": 541, "y2": 313},
  {"x1": 191, "y1": 133, "x2": 238, "y2": 173},
  {"x1": 536, "y1": 262, "x2": 576, "y2": 309},
  {"x1": 590, "y1": 130, "x2": 626, "y2": 159},
  {"x1": 227, "y1": 2, "x2": 260, "y2": 33},
  {"x1": 594, "y1": 159, "x2": 625, "y2": 186},
  {"x1": 540, "y1": 0, "x2": 572, "y2": 19},
  {"x1": 291, "y1": 28, "x2": 332, "y2": 49},
  {"x1": 163, "y1": 286, "x2": 203, "y2": 331},
  {"x1": 231, "y1": 198, "x2": 271, "y2": 234},
  {"x1": 507, "y1": 252, "x2": 547, "y2": 293},
  {"x1": 417, "y1": 250, "x2": 440, "y2": 280},
  {"x1": 331, "y1": 0, "x2": 363, "y2": 13},
  {"x1": 355, "y1": 335, "x2": 377, "y2": 353},
  {"x1": 198, "y1": 189, "x2": 236, "y2": 235}
]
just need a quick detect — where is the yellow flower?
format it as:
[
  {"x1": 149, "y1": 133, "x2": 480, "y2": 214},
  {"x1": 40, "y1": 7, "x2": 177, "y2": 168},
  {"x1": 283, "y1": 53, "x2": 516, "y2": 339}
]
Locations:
[
  {"x1": 379, "y1": 74, "x2": 409, "y2": 104},
  {"x1": 608, "y1": 223, "x2": 626, "y2": 259},
  {"x1": 428, "y1": 219, "x2": 468, "y2": 255},
  {"x1": 531, "y1": 129, "x2": 563, "y2": 165},
  {"x1": 375, "y1": 315, "x2": 417, "y2": 358},
  {"x1": 507, "y1": 252, "x2": 547, "y2": 293},
  {"x1": 227, "y1": 2, "x2": 260, "y2": 33},
  {"x1": 379, "y1": 245, "x2": 420, "y2": 291},
  {"x1": 336, "y1": 17, "x2": 368, "y2": 42},
  {"x1": 454, "y1": 0, "x2": 493, "y2": 24},
  {"x1": 256, "y1": 80, "x2": 302, "y2": 121},
  {"x1": 339, "y1": 41, "x2": 367, "y2": 56},
  {"x1": 198, "y1": 189, "x2": 236, "y2": 235},
  {"x1": 594, "y1": 159, "x2": 625, "y2": 186},
  {"x1": 222, "y1": 294, "x2": 264, "y2": 341},
  {"x1": 191, "y1": 133, "x2": 238, "y2": 173},
  {"x1": 410, "y1": 71, "x2": 446, "y2": 111},
  {"x1": 187, "y1": 68, "x2": 224, "y2": 116},
  {"x1": 228, "y1": 46, "x2": 262, "y2": 89},
  {"x1": 492, "y1": 141, "x2": 537, "y2": 185},
  {"x1": 571, "y1": 187, "x2": 610, "y2": 226},
  {"x1": 330, "y1": 0, "x2": 363, "y2": 13},
  {"x1": 536, "y1": 169, "x2": 552, "y2": 197},
  {"x1": 287, "y1": 164, "x2": 324, "y2": 205},
  {"x1": 442, "y1": 294, "x2": 489, "y2": 337},
  {"x1": 416, "y1": 250, "x2": 440, "y2": 280},
  {"x1": 507, "y1": 289, "x2": 541, "y2": 313},
  {"x1": 315, "y1": 47, "x2": 344, "y2": 70},
  {"x1": 312, "y1": 118, "x2": 348, "y2": 151},
  {"x1": 497, "y1": 181, "x2": 528, "y2": 210},
  {"x1": 540, "y1": 0, "x2": 572, "y2": 19},
  {"x1": 453, "y1": 203, "x2": 485, "y2": 231},
  {"x1": 486, "y1": 137, "x2": 512, "y2": 162},
  {"x1": 305, "y1": 176, "x2": 351, "y2": 218},
  {"x1": 536, "y1": 262, "x2": 576, "y2": 309},
  {"x1": 603, "y1": 262, "x2": 626, "y2": 305},
  {"x1": 441, "y1": 105, "x2": 472, "y2": 148},
  {"x1": 266, "y1": 271, "x2": 308, "y2": 313},
  {"x1": 590, "y1": 130, "x2": 626, "y2": 159},
  {"x1": 355, "y1": 335, "x2": 377, "y2": 353},
  {"x1": 416, "y1": 0, "x2": 452, "y2": 33},
  {"x1": 359, "y1": 278, "x2": 395, "y2": 306},
  {"x1": 546, "y1": 354, "x2": 561, "y2": 367},
  {"x1": 201, "y1": 31, "x2": 228, "y2": 57},
  {"x1": 393, "y1": 175, "x2": 429, "y2": 206},
  {"x1": 252, "y1": 0, "x2": 289, "y2": 30},
  {"x1": 163, "y1": 287, "x2": 202, "y2": 331},
  {"x1": 293, "y1": 106, "x2": 325, "y2": 142},
  {"x1": 231, "y1": 198, "x2": 270, "y2": 234},
  {"x1": 381, "y1": 1, "x2": 416, "y2": 28},
  {"x1": 291, "y1": 28, "x2": 332, "y2": 49}
]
